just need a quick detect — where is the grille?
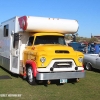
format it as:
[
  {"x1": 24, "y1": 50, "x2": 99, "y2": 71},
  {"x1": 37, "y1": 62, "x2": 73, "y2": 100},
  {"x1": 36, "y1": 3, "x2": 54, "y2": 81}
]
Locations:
[
  {"x1": 55, "y1": 50, "x2": 69, "y2": 53},
  {"x1": 53, "y1": 62, "x2": 72, "y2": 68}
]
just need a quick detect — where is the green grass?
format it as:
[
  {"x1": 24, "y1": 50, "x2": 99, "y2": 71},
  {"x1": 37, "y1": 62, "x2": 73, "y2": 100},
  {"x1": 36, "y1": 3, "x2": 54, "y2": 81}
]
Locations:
[{"x1": 0, "y1": 67, "x2": 100, "y2": 100}]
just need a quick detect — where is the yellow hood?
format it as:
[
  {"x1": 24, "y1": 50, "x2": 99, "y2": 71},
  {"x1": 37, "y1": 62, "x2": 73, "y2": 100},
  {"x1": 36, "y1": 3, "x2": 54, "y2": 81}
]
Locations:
[{"x1": 35, "y1": 44, "x2": 74, "y2": 54}]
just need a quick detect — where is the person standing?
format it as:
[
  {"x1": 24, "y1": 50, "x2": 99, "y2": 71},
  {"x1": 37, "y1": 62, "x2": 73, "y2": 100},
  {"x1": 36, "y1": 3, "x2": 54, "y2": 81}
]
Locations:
[
  {"x1": 84, "y1": 44, "x2": 88, "y2": 54},
  {"x1": 94, "y1": 42, "x2": 99, "y2": 54},
  {"x1": 88, "y1": 43, "x2": 91, "y2": 53}
]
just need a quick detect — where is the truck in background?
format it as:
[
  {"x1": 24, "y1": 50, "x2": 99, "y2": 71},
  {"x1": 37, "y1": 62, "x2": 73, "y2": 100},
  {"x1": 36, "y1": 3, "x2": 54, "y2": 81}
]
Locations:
[{"x1": 0, "y1": 16, "x2": 85, "y2": 85}]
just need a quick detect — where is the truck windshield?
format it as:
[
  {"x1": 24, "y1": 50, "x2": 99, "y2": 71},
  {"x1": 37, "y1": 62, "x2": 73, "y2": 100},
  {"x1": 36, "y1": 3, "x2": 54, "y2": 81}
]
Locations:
[{"x1": 34, "y1": 35, "x2": 66, "y2": 45}]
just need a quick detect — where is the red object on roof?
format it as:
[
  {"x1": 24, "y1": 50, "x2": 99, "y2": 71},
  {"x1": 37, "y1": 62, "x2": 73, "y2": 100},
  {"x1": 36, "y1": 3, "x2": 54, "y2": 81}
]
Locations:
[{"x1": 18, "y1": 16, "x2": 27, "y2": 30}]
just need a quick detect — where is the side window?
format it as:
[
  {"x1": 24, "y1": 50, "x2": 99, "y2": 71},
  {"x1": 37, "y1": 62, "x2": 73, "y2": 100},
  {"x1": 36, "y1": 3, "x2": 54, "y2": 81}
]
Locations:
[
  {"x1": 4, "y1": 24, "x2": 9, "y2": 37},
  {"x1": 27, "y1": 36, "x2": 34, "y2": 46}
]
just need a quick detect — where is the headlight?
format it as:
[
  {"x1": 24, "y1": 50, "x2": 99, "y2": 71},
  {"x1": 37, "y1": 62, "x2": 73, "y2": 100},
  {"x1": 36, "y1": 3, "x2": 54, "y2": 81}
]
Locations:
[
  {"x1": 40, "y1": 57, "x2": 46, "y2": 63},
  {"x1": 78, "y1": 57, "x2": 83, "y2": 62}
]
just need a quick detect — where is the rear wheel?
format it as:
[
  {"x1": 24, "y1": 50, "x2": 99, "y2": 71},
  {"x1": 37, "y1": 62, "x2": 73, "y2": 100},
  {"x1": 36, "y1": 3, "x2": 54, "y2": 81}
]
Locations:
[
  {"x1": 85, "y1": 63, "x2": 92, "y2": 71},
  {"x1": 26, "y1": 66, "x2": 37, "y2": 85}
]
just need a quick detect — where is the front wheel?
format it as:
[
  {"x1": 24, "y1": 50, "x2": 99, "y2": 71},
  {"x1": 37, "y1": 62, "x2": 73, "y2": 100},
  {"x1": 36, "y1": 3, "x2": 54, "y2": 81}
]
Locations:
[
  {"x1": 26, "y1": 66, "x2": 37, "y2": 85},
  {"x1": 85, "y1": 63, "x2": 92, "y2": 71}
]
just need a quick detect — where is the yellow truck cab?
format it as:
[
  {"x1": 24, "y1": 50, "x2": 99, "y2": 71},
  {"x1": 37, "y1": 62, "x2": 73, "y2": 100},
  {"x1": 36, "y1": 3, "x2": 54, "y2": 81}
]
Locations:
[{"x1": 0, "y1": 16, "x2": 85, "y2": 85}]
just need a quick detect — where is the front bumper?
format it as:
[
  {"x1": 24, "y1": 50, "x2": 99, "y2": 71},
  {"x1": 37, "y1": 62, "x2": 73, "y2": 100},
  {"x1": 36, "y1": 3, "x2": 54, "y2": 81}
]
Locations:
[{"x1": 36, "y1": 71, "x2": 85, "y2": 80}]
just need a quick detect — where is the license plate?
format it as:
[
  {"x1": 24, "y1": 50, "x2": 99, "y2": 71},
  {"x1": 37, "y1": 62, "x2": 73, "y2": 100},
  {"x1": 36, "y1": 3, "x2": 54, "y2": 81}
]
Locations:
[{"x1": 60, "y1": 79, "x2": 68, "y2": 83}]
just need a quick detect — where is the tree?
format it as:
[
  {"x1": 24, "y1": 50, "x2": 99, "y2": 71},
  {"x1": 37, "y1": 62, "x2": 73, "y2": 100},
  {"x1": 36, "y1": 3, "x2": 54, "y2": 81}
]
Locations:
[
  {"x1": 65, "y1": 34, "x2": 72, "y2": 40},
  {"x1": 88, "y1": 37, "x2": 98, "y2": 43}
]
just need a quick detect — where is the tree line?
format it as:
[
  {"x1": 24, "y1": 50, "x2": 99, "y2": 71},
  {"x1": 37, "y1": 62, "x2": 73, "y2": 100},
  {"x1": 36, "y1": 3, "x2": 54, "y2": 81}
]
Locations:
[{"x1": 65, "y1": 34, "x2": 98, "y2": 43}]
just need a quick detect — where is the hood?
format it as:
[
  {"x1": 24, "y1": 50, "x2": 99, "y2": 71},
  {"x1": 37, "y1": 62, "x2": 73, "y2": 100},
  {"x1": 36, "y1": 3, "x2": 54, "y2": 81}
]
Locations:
[{"x1": 34, "y1": 44, "x2": 74, "y2": 54}]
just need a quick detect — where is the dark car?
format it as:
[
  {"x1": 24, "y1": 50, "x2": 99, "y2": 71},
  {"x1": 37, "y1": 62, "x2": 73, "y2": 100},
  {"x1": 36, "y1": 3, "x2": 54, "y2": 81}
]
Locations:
[{"x1": 68, "y1": 42, "x2": 86, "y2": 52}]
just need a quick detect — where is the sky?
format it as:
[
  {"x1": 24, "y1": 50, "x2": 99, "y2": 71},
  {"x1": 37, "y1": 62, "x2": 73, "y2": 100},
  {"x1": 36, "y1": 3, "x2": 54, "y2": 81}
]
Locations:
[{"x1": 0, "y1": 0, "x2": 100, "y2": 38}]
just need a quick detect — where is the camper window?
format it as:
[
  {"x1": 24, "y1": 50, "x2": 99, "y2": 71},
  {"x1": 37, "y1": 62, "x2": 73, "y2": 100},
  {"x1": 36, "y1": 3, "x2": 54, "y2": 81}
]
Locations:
[{"x1": 4, "y1": 25, "x2": 9, "y2": 37}]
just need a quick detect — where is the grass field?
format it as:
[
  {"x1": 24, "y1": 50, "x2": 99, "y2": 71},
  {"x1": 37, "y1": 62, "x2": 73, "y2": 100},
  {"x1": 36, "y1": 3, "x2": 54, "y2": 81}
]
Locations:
[{"x1": 0, "y1": 67, "x2": 100, "y2": 100}]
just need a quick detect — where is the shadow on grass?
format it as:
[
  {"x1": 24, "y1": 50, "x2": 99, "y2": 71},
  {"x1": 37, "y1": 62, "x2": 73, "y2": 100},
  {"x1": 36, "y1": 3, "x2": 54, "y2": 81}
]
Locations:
[
  {"x1": 0, "y1": 75, "x2": 12, "y2": 80},
  {"x1": 87, "y1": 67, "x2": 100, "y2": 73},
  {"x1": 0, "y1": 66, "x2": 19, "y2": 78},
  {"x1": 91, "y1": 68, "x2": 100, "y2": 73},
  {"x1": 36, "y1": 78, "x2": 78, "y2": 87}
]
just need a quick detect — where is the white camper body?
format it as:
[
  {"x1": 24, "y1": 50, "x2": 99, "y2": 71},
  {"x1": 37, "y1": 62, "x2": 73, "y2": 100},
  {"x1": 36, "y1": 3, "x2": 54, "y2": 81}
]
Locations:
[
  {"x1": 0, "y1": 16, "x2": 29, "y2": 74},
  {"x1": 0, "y1": 16, "x2": 78, "y2": 74}
]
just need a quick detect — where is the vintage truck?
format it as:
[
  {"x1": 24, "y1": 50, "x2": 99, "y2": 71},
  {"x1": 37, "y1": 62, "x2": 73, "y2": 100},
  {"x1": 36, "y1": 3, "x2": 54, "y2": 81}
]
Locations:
[{"x1": 0, "y1": 16, "x2": 85, "y2": 85}]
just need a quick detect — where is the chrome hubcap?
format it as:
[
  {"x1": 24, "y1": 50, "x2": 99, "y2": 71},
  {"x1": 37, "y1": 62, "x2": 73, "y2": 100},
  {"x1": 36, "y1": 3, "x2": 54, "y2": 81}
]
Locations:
[{"x1": 28, "y1": 68, "x2": 33, "y2": 82}]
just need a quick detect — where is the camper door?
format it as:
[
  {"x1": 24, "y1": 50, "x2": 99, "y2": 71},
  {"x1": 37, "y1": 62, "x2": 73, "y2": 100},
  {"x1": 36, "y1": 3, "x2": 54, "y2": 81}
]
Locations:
[{"x1": 10, "y1": 33, "x2": 20, "y2": 74}]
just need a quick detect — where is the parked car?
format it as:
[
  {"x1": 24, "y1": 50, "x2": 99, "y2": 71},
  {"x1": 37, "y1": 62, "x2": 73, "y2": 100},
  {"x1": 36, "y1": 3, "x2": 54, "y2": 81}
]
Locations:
[{"x1": 83, "y1": 54, "x2": 100, "y2": 71}]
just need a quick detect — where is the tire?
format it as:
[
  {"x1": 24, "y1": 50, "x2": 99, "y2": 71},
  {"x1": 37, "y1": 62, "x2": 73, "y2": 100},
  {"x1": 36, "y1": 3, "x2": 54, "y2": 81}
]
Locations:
[
  {"x1": 76, "y1": 78, "x2": 80, "y2": 82},
  {"x1": 85, "y1": 63, "x2": 92, "y2": 71},
  {"x1": 26, "y1": 66, "x2": 37, "y2": 85}
]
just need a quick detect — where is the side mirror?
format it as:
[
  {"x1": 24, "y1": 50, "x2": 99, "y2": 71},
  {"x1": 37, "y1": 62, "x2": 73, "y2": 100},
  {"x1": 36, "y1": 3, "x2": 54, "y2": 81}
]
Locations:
[{"x1": 72, "y1": 34, "x2": 76, "y2": 42}]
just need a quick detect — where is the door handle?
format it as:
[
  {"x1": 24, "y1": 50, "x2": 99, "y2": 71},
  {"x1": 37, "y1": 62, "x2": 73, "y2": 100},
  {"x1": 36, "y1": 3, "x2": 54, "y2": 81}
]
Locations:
[{"x1": 96, "y1": 58, "x2": 98, "y2": 60}]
